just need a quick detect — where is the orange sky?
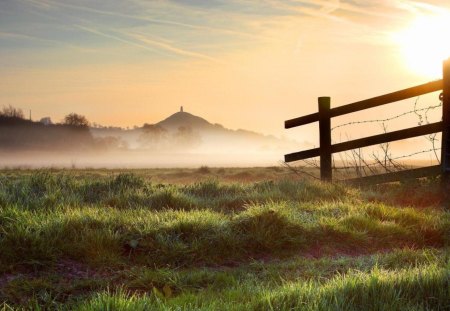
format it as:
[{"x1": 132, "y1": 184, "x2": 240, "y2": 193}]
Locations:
[{"x1": 1, "y1": 0, "x2": 450, "y2": 146}]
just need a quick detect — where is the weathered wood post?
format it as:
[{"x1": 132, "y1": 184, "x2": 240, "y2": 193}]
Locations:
[
  {"x1": 441, "y1": 58, "x2": 450, "y2": 186},
  {"x1": 318, "y1": 97, "x2": 332, "y2": 181}
]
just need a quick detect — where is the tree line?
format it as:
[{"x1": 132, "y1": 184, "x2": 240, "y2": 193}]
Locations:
[{"x1": 0, "y1": 105, "x2": 89, "y2": 127}]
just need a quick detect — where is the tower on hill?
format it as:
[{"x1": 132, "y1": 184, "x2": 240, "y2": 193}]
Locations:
[{"x1": 180, "y1": 106, "x2": 184, "y2": 113}]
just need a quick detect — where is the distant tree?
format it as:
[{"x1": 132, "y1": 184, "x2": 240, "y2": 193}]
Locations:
[
  {"x1": 63, "y1": 113, "x2": 89, "y2": 127},
  {"x1": 1, "y1": 105, "x2": 24, "y2": 119},
  {"x1": 173, "y1": 126, "x2": 201, "y2": 148},
  {"x1": 95, "y1": 136, "x2": 128, "y2": 150},
  {"x1": 139, "y1": 124, "x2": 168, "y2": 148}
]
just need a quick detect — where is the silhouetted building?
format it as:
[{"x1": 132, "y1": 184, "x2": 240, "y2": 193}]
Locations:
[{"x1": 180, "y1": 106, "x2": 184, "y2": 112}]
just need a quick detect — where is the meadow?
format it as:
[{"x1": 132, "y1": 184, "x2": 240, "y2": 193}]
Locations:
[{"x1": 0, "y1": 167, "x2": 448, "y2": 310}]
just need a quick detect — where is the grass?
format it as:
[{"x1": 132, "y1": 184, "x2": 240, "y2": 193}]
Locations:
[{"x1": 0, "y1": 169, "x2": 449, "y2": 310}]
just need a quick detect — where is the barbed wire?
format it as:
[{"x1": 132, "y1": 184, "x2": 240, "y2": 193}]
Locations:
[
  {"x1": 331, "y1": 101, "x2": 442, "y2": 131},
  {"x1": 288, "y1": 93, "x2": 444, "y2": 180},
  {"x1": 289, "y1": 147, "x2": 441, "y2": 178},
  {"x1": 328, "y1": 148, "x2": 441, "y2": 170},
  {"x1": 413, "y1": 95, "x2": 441, "y2": 163},
  {"x1": 281, "y1": 160, "x2": 320, "y2": 180}
]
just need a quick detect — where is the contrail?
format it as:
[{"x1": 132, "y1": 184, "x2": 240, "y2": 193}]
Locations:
[
  {"x1": 395, "y1": 0, "x2": 450, "y2": 14},
  {"x1": 23, "y1": 0, "x2": 279, "y2": 43},
  {"x1": 16, "y1": 0, "x2": 225, "y2": 61},
  {"x1": 128, "y1": 32, "x2": 224, "y2": 63},
  {"x1": 266, "y1": 0, "x2": 410, "y2": 21},
  {"x1": 76, "y1": 25, "x2": 223, "y2": 63},
  {"x1": 74, "y1": 25, "x2": 168, "y2": 57}
]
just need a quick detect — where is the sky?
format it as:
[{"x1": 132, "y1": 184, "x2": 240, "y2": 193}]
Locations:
[{"x1": 1, "y1": 0, "x2": 450, "y2": 143}]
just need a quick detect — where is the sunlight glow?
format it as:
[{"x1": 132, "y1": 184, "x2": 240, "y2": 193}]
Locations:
[{"x1": 394, "y1": 11, "x2": 450, "y2": 78}]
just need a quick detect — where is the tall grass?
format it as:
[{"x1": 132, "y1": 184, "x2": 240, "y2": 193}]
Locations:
[
  {"x1": 0, "y1": 172, "x2": 352, "y2": 212},
  {"x1": 0, "y1": 170, "x2": 448, "y2": 309},
  {"x1": 73, "y1": 263, "x2": 449, "y2": 311},
  {"x1": 1, "y1": 200, "x2": 447, "y2": 271}
]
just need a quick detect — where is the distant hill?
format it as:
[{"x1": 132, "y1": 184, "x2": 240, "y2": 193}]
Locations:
[
  {"x1": 90, "y1": 108, "x2": 300, "y2": 152},
  {"x1": 156, "y1": 111, "x2": 216, "y2": 131},
  {"x1": 0, "y1": 109, "x2": 304, "y2": 167}
]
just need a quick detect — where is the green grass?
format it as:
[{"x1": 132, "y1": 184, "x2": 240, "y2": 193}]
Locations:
[{"x1": 0, "y1": 170, "x2": 449, "y2": 310}]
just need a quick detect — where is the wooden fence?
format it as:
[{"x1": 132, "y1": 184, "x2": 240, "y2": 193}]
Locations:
[{"x1": 284, "y1": 58, "x2": 450, "y2": 184}]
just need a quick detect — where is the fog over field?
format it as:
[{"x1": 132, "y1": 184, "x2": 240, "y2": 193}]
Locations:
[
  {"x1": 0, "y1": 150, "x2": 289, "y2": 168},
  {"x1": 1, "y1": 105, "x2": 441, "y2": 169},
  {"x1": 0, "y1": 107, "x2": 303, "y2": 168}
]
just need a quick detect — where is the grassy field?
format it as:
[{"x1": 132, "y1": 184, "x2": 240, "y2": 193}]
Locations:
[{"x1": 0, "y1": 168, "x2": 449, "y2": 310}]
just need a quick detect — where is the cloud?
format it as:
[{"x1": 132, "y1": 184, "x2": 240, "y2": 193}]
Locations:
[
  {"x1": 23, "y1": 0, "x2": 276, "y2": 42},
  {"x1": 75, "y1": 25, "x2": 223, "y2": 63},
  {"x1": 0, "y1": 30, "x2": 99, "y2": 53},
  {"x1": 128, "y1": 32, "x2": 224, "y2": 63},
  {"x1": 0, "y1": 31, "x2": 48, "y2": 41},
  {"x1": 278, "y1": 0, "x2": 408, "y2": 20},
  {"x1": 394, "y1": 0, "x2": 450, "y2": 14},
  {"x1": 318, "y1": 0, "x2": 341, "y2": 14},
  {"x1": 74, "y1": 25, "x2": 167, "y2": 57}
]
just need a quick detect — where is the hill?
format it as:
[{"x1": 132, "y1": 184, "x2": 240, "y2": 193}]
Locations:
[
  {"x1": 0, "y1": 109, "x2": 303, "y2": 167},
  {"x1": 91, "y1": 108, "x2": 300, "y2": 153},
  {"x1": 156, "y1": 110, "x2": 215, "y2": 131}
]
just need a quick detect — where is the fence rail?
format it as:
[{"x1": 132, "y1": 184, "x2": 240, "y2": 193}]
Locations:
[{"x1": 284, "y1": 58, "x2": 450, "y2": 184}]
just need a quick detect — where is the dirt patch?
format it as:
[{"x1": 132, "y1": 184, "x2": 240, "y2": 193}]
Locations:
[
  {"x1": 0, "y1": 260, "x2": 112, "y2": 290},
  {"x1": 53, "y1": 259, "x2": 111, "y2": 280},
  {"x1": 0, "y1": 274, "x2": 24, "y2": 289}
]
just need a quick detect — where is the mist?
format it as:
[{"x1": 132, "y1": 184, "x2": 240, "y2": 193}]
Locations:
[
  {"x1": 0, "y1": 132, "x2": 298, "y2": 169},
  {"x1": 0, "y1": 149, "x2": 287, "y2": 169},
  {"x1": 0, "y1": 109, "x2": 302, "y2": 168}
]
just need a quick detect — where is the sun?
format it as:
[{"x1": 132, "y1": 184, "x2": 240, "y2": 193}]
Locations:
[{"x1": 394, "y1": 12, "x2": 450, "y2": 78}]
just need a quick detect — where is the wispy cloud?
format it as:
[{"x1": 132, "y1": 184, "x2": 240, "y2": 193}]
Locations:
[
  {"x1": 22, "y1": 0, "x2": 277, "y2": 43},
  {"x1": 317, "y1": 0, "x2": 341, "y2": 14},
  {"x1": 0, "y1": 30, "x2": 98, "y2": 53},
  {"x1": 10, "y1": 0, "x2": 450, "y2": 63},
  {"x1": 128, "y1": 32, "x2": 224, "y2": 63},
  {"x1": 74, "y1": 25, "x2": 166, "y2": 57},
  {"x1": 272, "y1": 0, "x2": 408, "y2": 21},
  {"x1": 394, "y1": 0, "x2": 450, "y2": 14},
  {"x1": 0, "y1": 31, "x2": 48, "y2": 41},
  {"x1": 75, "y1": 25, "x2": 223, "y2": 63},
  {"x1": 21, "y1": 0, "x2": 53, "y2": 9}
]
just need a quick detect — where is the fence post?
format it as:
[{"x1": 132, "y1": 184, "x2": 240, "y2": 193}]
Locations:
[
  {"x1": 442, "y1": 58, "x2": 450, "y2": 186},
  {"x1": 318, "y1": 97, "x2": 332, "y2": 181}
]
